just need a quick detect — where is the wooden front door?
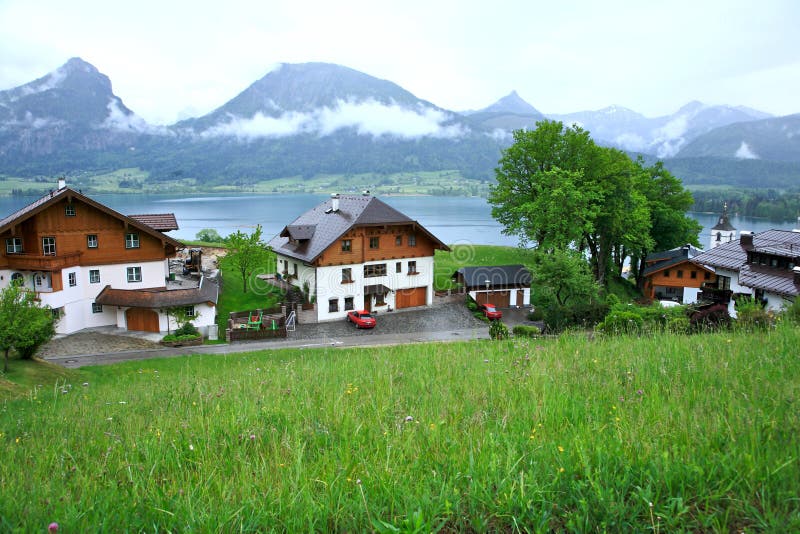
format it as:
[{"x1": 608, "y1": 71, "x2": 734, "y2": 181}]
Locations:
[
  {"x1": 477, "y1": 290, "x2": 510, "y2": 307},
  {"x1": 396, "y1": 287, "x2": 426, "y2": 309},
  {"x1": 126, "y1": 308, "x2": 160, "y2": 332},
  {"x1": 516, "y1": 290, "x2": 524, "y2": 307},
  {"x1": 364, "y1": 296, "x2": 372, "y2": 312}
]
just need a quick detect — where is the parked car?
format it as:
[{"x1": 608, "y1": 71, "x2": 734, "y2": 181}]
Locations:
[
  {"x1": 478, "y1": 303, "x2": 503, "y2": 320},
  {"x1": 347, "y1": 310, "x2": 376, "y2": 329}
]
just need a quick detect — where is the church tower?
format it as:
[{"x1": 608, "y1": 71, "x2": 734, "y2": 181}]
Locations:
[{"x1": 710, "y1": 202, "x2": 736, "y2": 249}]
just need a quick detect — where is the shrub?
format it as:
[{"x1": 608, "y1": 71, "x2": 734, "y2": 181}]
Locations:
[
  {"x1": 596, "y1": 311, "x2": 644, "y2": 335},
  {"x1": 690, "y1": 303, "x2": 731, "y2": 333},
  {"x1": 782, "y1": 298, "x2": 800, "y2": 325},
  {"x1": 489, "y1": 320, "x2": 509, "y2": 340},
  {"x1": 176, "y1": 322, "x2": 199, "y2": 337},
  {"x1": 512, "y1": 325, "x2": 540, "y2": 337},
  {"x1": 527, "y1": 308, "x2": 543, "y2": 321},
  {"x1": 162, "y1": 334, "x2": 178, "y2": 342},
  {"x1": 465, "y1": 297, "x2": 478, "y2": 312},
  {"x1": 735, "y1": 297, "x2": 773, "y2": 331}
]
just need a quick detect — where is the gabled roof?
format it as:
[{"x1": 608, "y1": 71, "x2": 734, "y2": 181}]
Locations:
[
  {"x1": 128, "y1": 213, "x2": 179, "y2": 232},
  {"x1": 691, "y1": 229, "x2": 800, "y2": 271},
  {"x1": 268, "y1": 194, "x2": 448, "y2": 263},
  {"x1": 642, "y1": 244, "x2": 708, "y2": 277},
  {"x1": 454, "y1": 264, "x2": 531, "y2": 288},
  {"x1": 0, "y1": 187, "x2": 183, "y2": 248},
  {"x1": 95, "y1": 278, "x2": 219, "y2": 308}
]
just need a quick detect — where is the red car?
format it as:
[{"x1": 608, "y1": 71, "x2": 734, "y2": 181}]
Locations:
[
  {"x1": 478, "y1": 303, "x2": 503, "y2": 320},
  {"x1": 347, "y1": 310, "x2": 376, "y2": 329}
]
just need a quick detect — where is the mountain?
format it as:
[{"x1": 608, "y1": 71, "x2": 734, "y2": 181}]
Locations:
[
  {"x1": 0, "y1": 58, "x2": 796, "y2": 191},
  {"x1": 547, "y1": 101, "x2": 773, "y2": 157},
  {"x1": 675, "y1": 114, "x2": 800, "y2": 162},
  {"x1": 0, "y1": 57, "x2": 152, "y2": 173},
  {"x1": 460, "y1": 91, "x2": 545, "y2": 132}
]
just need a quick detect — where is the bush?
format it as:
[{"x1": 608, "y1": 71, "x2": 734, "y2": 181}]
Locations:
[
  {"x1": 465, "y1": 297, "x2": 478, "y2": 312},
  {"x1": 176, "y1": 322, "x2": 199, "y2": 337},
  {"x1": 690, "y1": 303, "x2": 731, "y2": 333},
  {"x1": 162, "y1": 334, "x2": 178, "y2": 342},
  {"x1": 489, "y1": 320, "x2": 509, "y2": 340},
  {"x1": 512, "y1": 325, "x2": 540, "y2": 337},
  {"x1": 527, "y1": 308, "x2": 544, "y2": 321},
  {"x1": 735, "y1": 297, "x2": 773, "y2": 331},
  {"x1": 596, "y1": 311, "x2": 644, "y2": 335},
  {"x1": 782, "y1": 298, "x2": 800, "y2": 325},
  {"x1": 542, "y1": 301, "x2": 609, "y2": 333}
]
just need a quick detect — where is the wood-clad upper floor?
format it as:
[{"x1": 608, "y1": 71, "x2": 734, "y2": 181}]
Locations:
[
  {"x1": 0, "y1": 190, "x2": 179, "y2": 271},
  {"x1": 315, "y1": 223, "x2": 437, "y2": 267}
]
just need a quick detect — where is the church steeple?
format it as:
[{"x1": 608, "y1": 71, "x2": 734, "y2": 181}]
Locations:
[{"x1": 709, "y1": 202, "x2": 736, "y2": 249}]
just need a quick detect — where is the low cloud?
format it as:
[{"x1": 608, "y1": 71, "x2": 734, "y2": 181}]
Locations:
[
  {"x1": 197, "y1": 99, "x2": 469, "y2": 140},
  {"x1": 102, "y1": 98, "x2": 169, "y2": 135},
  {"x1": 734, "y1": 141, "x2": 759, "y2": 159}
]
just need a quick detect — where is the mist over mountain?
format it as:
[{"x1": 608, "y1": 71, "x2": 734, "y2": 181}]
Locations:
[{"x1": 0, "y1": 58, "x2": 796, "y2": 189}]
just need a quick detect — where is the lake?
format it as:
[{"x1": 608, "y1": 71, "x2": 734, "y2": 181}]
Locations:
[{"x1": 1, "y1": 193, "x2": 797, "y2": 249}]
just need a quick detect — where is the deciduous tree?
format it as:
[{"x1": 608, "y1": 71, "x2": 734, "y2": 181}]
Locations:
[
  {"x1": 225, "y1": 225, "x2": 271, "y2": 293},
  {"x1": 0, "y1": 282, "x2": 56, "y2": 372}
]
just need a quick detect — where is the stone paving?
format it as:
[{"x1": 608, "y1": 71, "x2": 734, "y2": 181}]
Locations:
[{"x1": 36, "y1": 327, "x2": 162, "y2": 358}]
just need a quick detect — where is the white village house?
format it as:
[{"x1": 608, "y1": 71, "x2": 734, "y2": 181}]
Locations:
[
  {"x1": 0, "y1": 181, "x2": 218, "y2": 335},
  {"x1": 268, "y1": 193, "x2": 449, "y2": 322}
]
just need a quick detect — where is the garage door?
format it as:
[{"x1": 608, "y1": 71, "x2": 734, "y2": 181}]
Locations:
[
  {"x1": 395, "y1": 287, "x2": 427, "y2": 309},
  {"x1": 126, "y1": 308, "x2": 160, "y2": 332},
  {"x1": 476, "y1": 290, "x2": 510, "y2": 307}
]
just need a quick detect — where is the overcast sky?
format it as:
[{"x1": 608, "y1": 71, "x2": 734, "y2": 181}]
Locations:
[{"x1": 1, "y1": 0, "x2": 797, "y2": 125}]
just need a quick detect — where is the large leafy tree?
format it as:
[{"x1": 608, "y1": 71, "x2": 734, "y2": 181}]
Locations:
[
  {"x1": 0, "y1": 281, "x2": 56, "y2": 372},
  {"x1": 489, "y1": 120, "x2": 697, "y2": 286},
  {"x1": 225, "y1": 225, "x2": 272, "y2": 293}
]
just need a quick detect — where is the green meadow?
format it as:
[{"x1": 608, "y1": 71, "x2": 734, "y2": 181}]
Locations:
[{"x1": 1, "y1": 325, "x2": 798, "y2": 531}]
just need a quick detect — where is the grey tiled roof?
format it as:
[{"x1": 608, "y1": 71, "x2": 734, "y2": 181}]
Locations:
[
  {"x1": 96, "y1": 278, "x2": 219, "y2": 308},
  {"x1": 268, "y1": 195, "x2": 446, "y2": 262},
  {"x1": 691, "y1": 230, "x2": 800, "y2": 271},
  {"x1": 0, "y1": 187, "x2": 70, "y2": 229},
  {"x1": 739, "y1": 264, "x2": 799, "y2": 297},
  {"x1": 642, "y1": 245, "x2": 705, "y2": 276},
  {"x1": 455, "y1": 264, "x2": 532, "y2": 288},
  {"x1": 128, "y1": 213, "x2": 179, "y2": 232}
]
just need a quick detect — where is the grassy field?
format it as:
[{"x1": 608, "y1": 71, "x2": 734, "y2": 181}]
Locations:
[
  {"x1": 1, "y1": 324, "x2": 798, "y2": 531},
  {"x1": 215, "y1": 252, "x2": 282, "y2": 334}
]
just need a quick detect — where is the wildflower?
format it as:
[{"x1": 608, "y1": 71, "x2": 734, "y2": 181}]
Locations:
[
  {"x1": 636, "y1": 389, "x2": 644, "y2": 395},
  {"x1": 189, "y1": 444, "x2": 194, "y2": 451},
  {"x1": 429, "y1": 423, "x2": 436, "y2": 430},
  {"x1": 405, "y1": 416, "x2": 414, "y2": 422},
  {"x1": 82, "y1": 382, "x2": 89, "y2": 387},
  {"x1": 356, "y1": 479, "x2": 362, "y2": 485},
  {"x1": 557, "y1": 445, "x2": 564, "y2": 453},
  {"x1": 558, "y1": 467, "x2": 565, "y2": 473},
  {"x1": 49, "y1": 523, "x2": 59, "y2": 533}
]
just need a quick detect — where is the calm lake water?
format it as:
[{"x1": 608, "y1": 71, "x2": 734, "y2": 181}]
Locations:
[{"x1": 1, "y1": 193, "x2": 797, "y2": 249}]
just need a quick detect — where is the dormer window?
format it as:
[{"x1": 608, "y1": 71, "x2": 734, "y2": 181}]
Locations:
[{"x1": 65, "y1": 204, "x2": 76, "y2": 216}]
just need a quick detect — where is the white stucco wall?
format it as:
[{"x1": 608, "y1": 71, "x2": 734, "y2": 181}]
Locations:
[
  {"x1": 467, "y1": 288, "x2": 530, "y2": 307},
  {"x1": 313, "y1": 256, "x2": 436, "y2": 322},
  {"x1": 713, "y1": 267, "x2": 751, "y2": 319}
]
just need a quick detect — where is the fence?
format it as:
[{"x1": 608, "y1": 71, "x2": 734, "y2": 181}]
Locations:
[{"x1": 226, "y1": 309, "x2": 287, "y2": 341}]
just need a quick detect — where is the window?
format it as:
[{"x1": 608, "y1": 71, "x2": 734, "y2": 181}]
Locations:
[
  {"x1": 341, "y1": 239, "x2": 352, "y2": 252},
  {"x1": 344, "y1": 297, "x2": 354, "y2": 311},
  {"x1": 42, "y1": 236, "x2": 56, "y2": 256},
  {"x1": 89, "y1": 269, "x2": 100, "y2": 284},
  {"x1": 68, "y1": 272, "x2": 77, "y2": 287},
  {"x1": 329, "y1": 298, "x2": 339, "y2": 313},
  {"x1": 375, "y1": 292, "x2": 386, "y2": 306},
  {"x1": 395, "y1": 235, "x2": 402, "y2": 246},
  {"x1": 184, "y1": 306, "x2": 196, "y2": 317},
  {"x1": 369, "y1": 237, "x2": 380, "y2": 249},
  {"x1": 293, "y1": 263, "x2": 298, "y2": 276},
  {"x1": 51, "y1": 307, "x2": 62, "y2": 320},
  {"x1": 690, "y1": 271, "x2": 697, "y2": 279},
  {"x1": 342, "y1": 268, "x2": 352, "y2": 283},
  {"x1": 408, "y1": 234, "x2": 416, "y2": 247},
  {"x1": 408, "y1": 261, "x2": 417, "y2": 274},
  {"x1": 364, "y1": 263, "x2": 387, "y2": 277},
  {"x1": 677, "y1": 270, "x2": 683, "y2": 278},
  {"x1": 125, "y1": 233, "x2": 140, "y2": 249},
  {"x1": 704, "y1": 272, "x2": 711, "y2": 280},
  {"x1": 126, "y1": 266, "x2": 142, "y2": 283},
  {"x1": 664, "y1": 269, "x2": 670, "y2": 278},
  {"x1": 65, "y1": 204, "x2": 76, "y2": 216},
  {"x1": 396, "y1": 262, "x2": 402, "y2": 273},
  {"x1": 92, "y1": 303, "x2": 103, "y2": 314},
  {"x1": 10, "y1": 272, "x2": 24, "y2": 285},
  {"x1": 87, "y1": 234, "x2": 98, "y2": 248},
  {"x1": 5, "y1": 237, "x2": 22, "y2": 254}
]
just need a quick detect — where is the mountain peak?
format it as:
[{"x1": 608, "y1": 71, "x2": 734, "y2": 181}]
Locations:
[{"x1": 482, "y1": 91, "x2": 541, "y2": 116}]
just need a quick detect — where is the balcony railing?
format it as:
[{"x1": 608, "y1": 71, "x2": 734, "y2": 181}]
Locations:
[
  {"x1": 4, "y1": 251, "x2": 82, "y2": 271},
  {"x1": 698, "y1": 286, "x2": 733, "y2": 304}
]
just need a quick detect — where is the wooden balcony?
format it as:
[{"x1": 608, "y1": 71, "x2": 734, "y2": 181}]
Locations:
[{"x1": 4, "y1": 251, "x2": 82, "y2": 271}]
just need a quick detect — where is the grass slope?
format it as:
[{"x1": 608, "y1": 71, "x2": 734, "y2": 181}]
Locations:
[{"x1": 1, "y1": 326, "x2": 798, "y2": 531}]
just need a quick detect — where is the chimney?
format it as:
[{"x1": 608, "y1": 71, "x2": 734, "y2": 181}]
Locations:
[
  {"x1": 330, "y1": 193, "x2": 339, "y2": 212},
  {"x1": 57, "y1": 177, "x2": 66, "y2": 190},
  {"x1": 740, "y1": 231, "x2": 753, "y2": 247}
]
